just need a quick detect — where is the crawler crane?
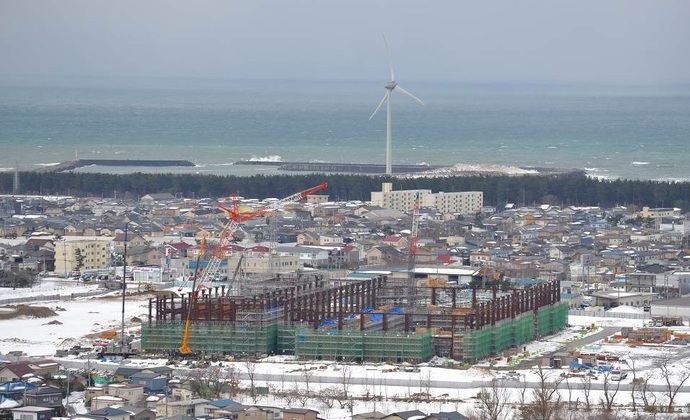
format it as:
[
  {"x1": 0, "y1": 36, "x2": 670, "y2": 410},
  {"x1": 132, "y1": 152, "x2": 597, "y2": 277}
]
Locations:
[{"x1": 178, "y1": 182, "x2": 328, "y2": 355}]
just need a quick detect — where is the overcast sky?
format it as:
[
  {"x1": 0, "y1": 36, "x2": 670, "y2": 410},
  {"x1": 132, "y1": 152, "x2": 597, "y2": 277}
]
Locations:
[{"x1": 2, "y1": 0, "x2": 689, "y2": 84}]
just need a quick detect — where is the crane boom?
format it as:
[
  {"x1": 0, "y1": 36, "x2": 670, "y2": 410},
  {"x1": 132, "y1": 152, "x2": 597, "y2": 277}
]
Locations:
[{"x1": 177, "y1": 182, "x2": 328, "y2": 355}]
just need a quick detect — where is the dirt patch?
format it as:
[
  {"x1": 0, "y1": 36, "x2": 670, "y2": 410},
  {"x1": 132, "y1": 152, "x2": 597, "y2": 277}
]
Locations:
[{"x1": 0, "y1": 305, "x2": 58, "y2": 320}]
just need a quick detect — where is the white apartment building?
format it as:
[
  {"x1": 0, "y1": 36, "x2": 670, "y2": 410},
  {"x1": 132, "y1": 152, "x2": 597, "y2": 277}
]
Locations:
[
  {"x1": 431, "y1": 191, "x2": 484, "y2": 215},
  {"x1": 371, "y1": 182, "x2": 483, "y2": 215},
  {"x1": 370, "y1": 182, "x2": 431, "y2": 211},
  {"x1": 55, "y1": 239, "x2": 111, "y2": 275}
]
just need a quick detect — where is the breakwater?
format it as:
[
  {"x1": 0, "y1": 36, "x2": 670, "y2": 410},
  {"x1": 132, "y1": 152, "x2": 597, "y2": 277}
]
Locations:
[
  {"x1": 235, "y1": 160, "x2": 443, "y2": 174},
  {"x1": 33, "y1": 159, "x2": 195, "y2": 173}
]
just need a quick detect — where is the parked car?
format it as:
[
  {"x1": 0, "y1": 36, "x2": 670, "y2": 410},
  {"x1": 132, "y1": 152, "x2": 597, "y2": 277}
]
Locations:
[{"x1": 611, "y1": 369, "x2": 628, "y2": 381}]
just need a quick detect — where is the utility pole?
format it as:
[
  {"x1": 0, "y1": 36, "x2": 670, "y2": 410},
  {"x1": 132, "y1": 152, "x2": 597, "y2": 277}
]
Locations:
[
  {"x1": 120, "y1": 224, "x2": 128, "y2": 354},
  {"x1": 65, "y1": 370, "x2": 70, "y2": 415}
]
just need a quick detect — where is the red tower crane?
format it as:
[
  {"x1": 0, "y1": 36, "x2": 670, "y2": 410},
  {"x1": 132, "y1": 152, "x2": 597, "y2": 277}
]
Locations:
[{"x1": 178, "y1": 182, "x2": 328, "y2": 355}]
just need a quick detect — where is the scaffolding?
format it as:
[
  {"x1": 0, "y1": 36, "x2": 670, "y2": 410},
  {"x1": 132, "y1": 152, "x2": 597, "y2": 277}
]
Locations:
[
  {"x1": 141, "y1": 322, "x2": 278, "y2": 355},
  {"x1": 513, "y1": 312, "x2": 535, "y2": 346},
  {"x1": 460, "y1": 328, "x2": 492, "y2": 363},
  {"x1": 552, "y1": 302, "x2": 569, "y2": 331},
  {"x1": 537, "y1": 305, "x2": 554, "y2": 337},
  {"x1": 493, "y1": 320, "x2": 513, "y2": 353},
  {"x1": 142, "y1": 276, "x2": 568, "y2": 363},
  {"x1": 293, "y1": 329, "x2": 433, "y2": 362}
]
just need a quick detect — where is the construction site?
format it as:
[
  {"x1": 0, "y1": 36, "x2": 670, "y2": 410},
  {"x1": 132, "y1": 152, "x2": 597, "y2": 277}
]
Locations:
[
  {"x1": 139, "y1": 182, "x2": 567, "y2": 363},
  {"x1": 140, "y1": 273, "x2": 568, "y2": 363}
]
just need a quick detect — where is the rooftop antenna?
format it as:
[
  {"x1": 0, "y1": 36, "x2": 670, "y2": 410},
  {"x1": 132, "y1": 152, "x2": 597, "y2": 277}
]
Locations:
[{"x1": 369, "y1": 33, "x2": 424, "y2": 175}]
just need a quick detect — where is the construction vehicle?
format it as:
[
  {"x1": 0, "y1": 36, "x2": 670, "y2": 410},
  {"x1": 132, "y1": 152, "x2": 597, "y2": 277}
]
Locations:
[{"x1": 178, "y1": 182, "x2": 328, "y2": 355}]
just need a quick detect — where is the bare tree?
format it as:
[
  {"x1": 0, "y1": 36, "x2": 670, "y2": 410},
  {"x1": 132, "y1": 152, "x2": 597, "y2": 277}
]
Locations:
[
  {"x1": 580, "y1": 374, "x2": 593, "y2": 412},
  {"x1": 638, "y1": 372, "x2": 658, "y2": 414},
  {"x1": 184, "y1": 365, "x2": 235, "y2": 399},
  {"x1": 659, "y1": 354, "x2": 690, "y2": 413},
  {"x1": 318, "y1": 386, "x2": 345, "y2": 409},
  {"x1": 419, "y1": 370, "x2": 432, "y2": 397},
  {"x1": 225, "y1": 365, "x2": 241, "y2": 396},
  {"x1": 295, "y1": 381, "x2": 309, "y2": 407},
  {"x1": 600, "y1": 369, "x2": 621, "y2": 412},
  {"x1": 564, "y1": 376, "x2": 575, "y2": 410},
  {"x1": 476, "y1": 378, "x2": 510, "y2": 420},
  {"x1": 244, "y1": 361, "x2": 258, "y2": 403},
  {"x1": 301, "y1": 363, "x2": 314, "y2": 398},
  {"x1": 517, "y1": 373, "x2": 529, "y2": 407},
  {"x1": 339, "y1": 364, "x2": 353, "y2": 399},
  {"x1": 522, "y1": 364, "x2": 564, "y2": 420},
  {"x1": 628, "y1": 357, "x2": 640, "y2": 413}
]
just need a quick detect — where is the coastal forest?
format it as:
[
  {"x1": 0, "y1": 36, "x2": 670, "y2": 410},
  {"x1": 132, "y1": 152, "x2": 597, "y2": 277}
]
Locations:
[{"x1": 3, "y1": 171, "x2": 690, "y2": 212}]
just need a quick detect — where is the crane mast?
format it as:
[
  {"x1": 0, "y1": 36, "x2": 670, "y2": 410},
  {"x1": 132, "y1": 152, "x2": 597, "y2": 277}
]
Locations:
[
  {"x1": 407, "y1": 192, "x2": 420, "y2": 304},
  {"x1": 178, "y1": 182, "x2": 328, "y2": 355}
]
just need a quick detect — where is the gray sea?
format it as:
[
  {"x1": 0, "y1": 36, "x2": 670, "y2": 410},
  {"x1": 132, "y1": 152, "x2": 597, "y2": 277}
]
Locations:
[{"x1": 1, "y1": 75, "x2": 689, "y2": 181}]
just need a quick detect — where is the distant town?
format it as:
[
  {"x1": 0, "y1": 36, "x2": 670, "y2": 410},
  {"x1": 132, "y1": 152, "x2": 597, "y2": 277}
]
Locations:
[{"x1": 2, "y1": 181, "x2": 690, "y2": 419}]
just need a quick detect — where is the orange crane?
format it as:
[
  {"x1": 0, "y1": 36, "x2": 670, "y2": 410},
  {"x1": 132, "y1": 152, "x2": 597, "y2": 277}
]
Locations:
[{"x1": 178, "y1": 182, "x2": 328, "y2": 355}]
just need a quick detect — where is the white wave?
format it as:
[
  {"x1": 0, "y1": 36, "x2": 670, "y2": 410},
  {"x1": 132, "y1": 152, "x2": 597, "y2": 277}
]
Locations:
[
  {"x1": 37, "y1": 162, "x2": 61, "y2": 166},
  {"x1": 547, "y1": 146, "x2": 557, "y2": 149},
  {"x1": 248, "y1": 155, "x2": 282, "y2": 162},
  {"x1": 416, "y1": 163, "x2": 539, "y2": 176},
  {"x1": 631, "y1": 161, "x2": 650, "y2": 166},
  {"x1": 0, "y1": 167, "x2": 13, "y2": 172}
]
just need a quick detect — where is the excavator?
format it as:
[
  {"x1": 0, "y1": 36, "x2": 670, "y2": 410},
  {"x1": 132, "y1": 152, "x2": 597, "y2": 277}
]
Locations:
[{"x1": 177, "y1": 182, "x2": 328, "y2": 356}]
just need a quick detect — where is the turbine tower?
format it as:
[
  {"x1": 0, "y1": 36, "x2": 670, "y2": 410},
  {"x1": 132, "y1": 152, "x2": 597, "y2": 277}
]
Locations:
[{"x1": 369, "y1": 34, "x2": 424, "y2": 175}]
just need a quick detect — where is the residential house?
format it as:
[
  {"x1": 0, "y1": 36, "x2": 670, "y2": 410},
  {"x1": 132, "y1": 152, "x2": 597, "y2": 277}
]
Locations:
[
  {"x1": 105, "y1": 383, "x2": 145, "y2": 406},
  {"x1": 112, "y1": 233, "x2": 148, "y2": 253},
  {"x1": 117, "y1": 406, "x2": 156, "y2": 420},
  {"x1": 156, "y1": 398, "x2": 209, "y2": 418},
  {"x1": 140, "y1": 193, "x2": 177, "y2": 205},
  {"x1": 382, "y1": 410, "x2": 427, "y2": 420},
  {"x1": 424, "y1": 412, "x2": 469, "y2": 420},
  {"x1": 237, "y1": 405, "x2": 282, "y2": 420},
  {"x1": 0, "y1": 360, "x2": 59, "y2": 383},
  {"x1": 0, "y1": 381, "x2": 35, "y2": 399},
  {"x1": 88, "y1": 395, "x2": 130, "y2": 410},
  {"x1": 353, "y1": 412, "x2": 387, "y2": 420},
  {"x1": 202, "y1": 399, "x2": 242, "y2": 419},
  {"x1": 382, "y1": 235, "x2": 408, "y2": 249},
  {"x1": 23, "y1": 386, "x2": 63, "y2": 417},
  {"x1": 282, "y1": 408, "x2": 320, "y2": 420},
  {"x1": 11, "y1": 406, "x2": 53, "y2": 420},
  {"x1": 85, "y1": 406, "x2": 131, "y2": 420},
  {"x1": 129, "y1": 371, "x2": 168, "y2": 393}
]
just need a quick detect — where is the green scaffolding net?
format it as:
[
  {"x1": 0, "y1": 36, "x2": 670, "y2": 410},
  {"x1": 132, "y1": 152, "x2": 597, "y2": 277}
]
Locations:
[
  {"x1": 513, "y1": 312, "x2": 534, "y2": 345},
  {"x1": 293, "y1": 329, "x2": 433, "y2": 362},
  {"x1": 141, "y1": 322, "x2": 278, "y2": 355}
]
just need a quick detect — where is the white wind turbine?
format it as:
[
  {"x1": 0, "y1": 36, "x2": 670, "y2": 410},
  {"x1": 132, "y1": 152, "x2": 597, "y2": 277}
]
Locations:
[{"x1": 369, "y1": 34, "x2": 424, "y2": 175}]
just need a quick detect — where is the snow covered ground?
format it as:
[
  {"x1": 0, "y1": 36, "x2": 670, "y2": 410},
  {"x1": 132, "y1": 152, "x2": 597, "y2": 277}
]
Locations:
[{"x1": 3, "y1": 284, "x2": 690, "y2": 418}]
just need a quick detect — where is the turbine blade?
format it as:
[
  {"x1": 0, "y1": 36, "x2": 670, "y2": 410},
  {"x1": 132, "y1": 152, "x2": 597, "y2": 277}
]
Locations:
[
  {"x1": 369, "y1": 92, "x2": 388, "y2": 120},
  {"x1": 395, "y1": 85, "x2": 424, "y2": 106},
  {"x1": 382, "y1": 33, "x2": 395, "y2": 82}
]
